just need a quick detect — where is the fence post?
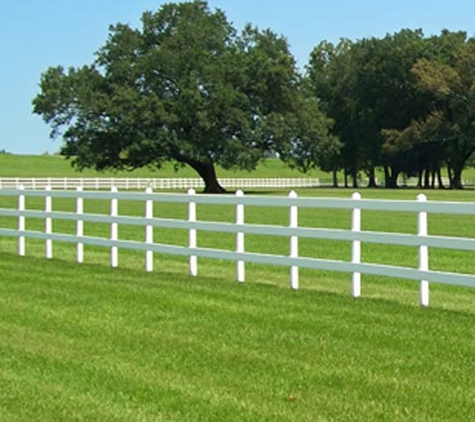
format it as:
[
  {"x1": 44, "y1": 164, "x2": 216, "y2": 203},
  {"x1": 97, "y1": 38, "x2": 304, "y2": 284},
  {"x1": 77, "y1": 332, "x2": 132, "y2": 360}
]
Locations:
[
  {"x1": 76, "y1": 187, "x2": 84, "y2": 263},
  {"x1": 351, "y1": 192, "x2": 362, "y2": 298},
  {"x1": 45, "y1": 186, "x2": 53, "y2": 259},
  {"x1": 236, "y1": 190, "x2": 245, "y2": 282},
  {"x1": 18, "y1": 185, "x2": 25, "y2": 256},
  {"x1": 418, "y1": 193, "x2": 429, "y2": 307},
  {"x1": 145, "y1": 187, "x2": 154, "y2": 272},
  {"x1": 188, "y1": 188, "x2": 198, "y2": 276},
  {"x1": 110, "y1": 186, "x2": 118, "y2": 268},
  {"x1": 289, "y1": 190, "x2": 299, "y2": 290}
]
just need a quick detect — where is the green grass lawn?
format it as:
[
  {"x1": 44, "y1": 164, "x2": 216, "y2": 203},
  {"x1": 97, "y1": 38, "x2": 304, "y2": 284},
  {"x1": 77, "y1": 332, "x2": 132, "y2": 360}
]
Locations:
[
  {"x1": 0, "y1": 154, "x2": 328, "y2": 179},
  {"x1": 2, "y1": 153, "x2": 475, "y2": 186},
  {"x1": 1, "y1": 252, "x2": 475, "y2": 422},
  {"x1": 1, "y1": 188, "x2": 475, "y2": 420},
  {"x1": 0, "y1": 253, "x2": 475, "y2": 421}
]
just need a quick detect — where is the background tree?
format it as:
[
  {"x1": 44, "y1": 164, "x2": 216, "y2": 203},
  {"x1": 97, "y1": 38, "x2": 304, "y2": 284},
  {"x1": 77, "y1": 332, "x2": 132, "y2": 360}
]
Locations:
[
  {"x1": 306, "y1": 39, "x2": 357, "y2": 187},
  {"x1": 276, "y1": 89, "x2": 341, "y2": 183},
  {"x1": 384, "y1": 32, "x2": 475, "y2": 189},
  {"x1": 33, "y1": 1, "x2": 332, "y2": 193},
  {"x1": 380, "y1": 30, "x2": 468, "y2": 188},
  {"x1": 348, "y1": 30, "x2": 431, "y2": 187},
  {"x1": 382, "y1": 115, "x2": 447, "y2": 188},
  {"x1": 408, "y1": 38, "x2": 475, "y2": 188},
  {"x1": 309, "y1": 32, "x2": 430, "y2": 187}
]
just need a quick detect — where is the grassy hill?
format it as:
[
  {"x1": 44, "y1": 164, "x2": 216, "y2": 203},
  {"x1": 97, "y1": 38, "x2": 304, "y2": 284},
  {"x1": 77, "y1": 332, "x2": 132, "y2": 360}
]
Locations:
[
  {"x1": 2, "y1": 153, "x2": 475, "y2": 187},
  {"x1": 0, "y1": 154, "x2": 329, "y2": 179}
]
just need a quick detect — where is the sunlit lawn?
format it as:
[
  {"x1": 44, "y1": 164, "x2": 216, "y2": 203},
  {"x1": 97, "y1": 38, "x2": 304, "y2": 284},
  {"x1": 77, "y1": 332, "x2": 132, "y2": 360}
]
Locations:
[{"x1": 1, "y1": 188, "x2": 475, "y2": 421}]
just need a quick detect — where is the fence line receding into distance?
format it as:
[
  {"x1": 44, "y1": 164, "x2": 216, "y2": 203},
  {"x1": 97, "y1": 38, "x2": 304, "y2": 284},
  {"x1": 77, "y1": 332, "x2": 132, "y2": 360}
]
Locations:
[
  {"x1": 0, "y1": 177, "x2": 323, "y2": 190},
  {"x1": 1, "y1": 176, "x2": 475, "y2": 190}
]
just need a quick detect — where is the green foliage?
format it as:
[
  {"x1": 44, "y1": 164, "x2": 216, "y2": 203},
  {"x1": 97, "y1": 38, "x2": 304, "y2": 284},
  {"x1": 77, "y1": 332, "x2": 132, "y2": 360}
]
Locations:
[
  {"x1": 411, "y1": 58, "x2": 461, "y2": 98},
  {"x1": 307, "y1": 39, "x2": 354, "y2": 173},
  {"x1": 308, "y1": 29, "x2": 475, "y2": 189},
  {"x1": 308, "y1": 30, "x2": 432, "y2": 186},
  {"x1": 32, "y1": 1, "x2": 332, "y2": 193},
  {"x1": 29, "y1": 3, "x2": 475, "y2": 191},
  {"x1": 391, "y1": 36, "x2": 475, "y2": 188},
  {"x1": 277, "y1": 94, "x2": 341, "y2": 173}
]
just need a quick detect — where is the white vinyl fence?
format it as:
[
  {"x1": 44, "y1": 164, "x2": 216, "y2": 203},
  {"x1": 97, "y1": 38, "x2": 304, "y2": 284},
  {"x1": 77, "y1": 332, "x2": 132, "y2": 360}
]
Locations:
[
  {"x1": 1, "y1": 186, "x2": 475, "y2": 307},
  {"x1": 0, "y1": 177, "x2": 323, "y2": 190},
  {"x1": 1, "y1": 177, "x2": 474, "y2": 191}
]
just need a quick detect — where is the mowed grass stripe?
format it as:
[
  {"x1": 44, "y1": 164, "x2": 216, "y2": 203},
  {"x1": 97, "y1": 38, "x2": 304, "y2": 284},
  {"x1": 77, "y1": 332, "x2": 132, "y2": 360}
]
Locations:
[{"x1": 1, "y1": 253, "x2": 475, "y2": 421}]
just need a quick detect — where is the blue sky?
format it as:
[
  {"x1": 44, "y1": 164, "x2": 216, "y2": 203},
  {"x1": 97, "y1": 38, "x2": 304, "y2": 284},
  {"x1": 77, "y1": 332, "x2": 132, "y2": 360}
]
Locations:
[{"x1": 1, "y1": 0, "x2": 474, "y2": 155}]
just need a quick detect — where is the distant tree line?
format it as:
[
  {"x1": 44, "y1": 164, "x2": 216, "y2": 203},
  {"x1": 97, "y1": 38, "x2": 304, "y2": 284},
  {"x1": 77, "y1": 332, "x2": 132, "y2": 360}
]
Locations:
[
  {"x1": 33, "y1": 1, "x2": 475, "y2": 191},
  {"x1": 307, "y1": 29, "x2": 475, "y2": 189}
]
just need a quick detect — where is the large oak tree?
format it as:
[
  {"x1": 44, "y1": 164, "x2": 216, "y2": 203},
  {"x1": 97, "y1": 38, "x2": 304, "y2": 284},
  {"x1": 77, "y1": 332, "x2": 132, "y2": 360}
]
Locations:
[{"x1": 33, "y1": 1, "x2": 332, "y2": 192}]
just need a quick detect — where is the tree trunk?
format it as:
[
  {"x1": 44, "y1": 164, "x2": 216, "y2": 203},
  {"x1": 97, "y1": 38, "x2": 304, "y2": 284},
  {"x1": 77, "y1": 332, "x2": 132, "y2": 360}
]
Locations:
[
  {"x1": 437, "y1": 167, "x2": 445, "y2": 189},
  {"x1": 383, "y1": 165, "x2": 390, "y2": 187},
  {"x1": 352, "y1": 172, "x2": 358, "y2": 189},
  {"x1": 367, "y1": 166, "x2": 377, "y2": 188},
  {"x1": 417, "y1": 170, "x2": 423, "y2": 189},
  {"x1": 332, "y1": 167, "x2": 339, "y2": 188},
  {"x1": 385, "y1": 166, "x2": 399, "y2": 188},
  {"x1": 447, "y1": 163, "x2": 454, "y2": 188},
  {"x1": 452, "y1": 166, "x2": 464, "y2": 189},
  {"x1": 186, "y1": 159, "x2": 227, "y2": 193}
]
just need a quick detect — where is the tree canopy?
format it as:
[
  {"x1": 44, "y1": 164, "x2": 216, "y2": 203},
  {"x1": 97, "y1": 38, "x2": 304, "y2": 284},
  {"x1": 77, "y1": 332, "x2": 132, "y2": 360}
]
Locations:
[
  {"x1": 33, "y1": 1, "x2": 475, "y2": 190},
  {"x1": 396, "y1": 38, "x2": 475, "y2": 188},
  {"x1": 33, "y1": 1, "x2": 334, "y2": 192},
  {"x1": 307, "y1": 29, "x2": 475, "y2": 189}
]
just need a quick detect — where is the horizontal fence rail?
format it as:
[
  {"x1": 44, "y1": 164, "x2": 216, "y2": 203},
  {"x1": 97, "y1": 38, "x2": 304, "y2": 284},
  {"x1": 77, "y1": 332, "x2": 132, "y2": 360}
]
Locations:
[
  {"x1": 1, "y1": 186, "x2": 475, "y2": 307},
  {"x1": 1, "y1": 177, "x2": 475, "y2": 190},
  {"x1": 0, "y1": 177, "x2": 323, "y2": 190}
]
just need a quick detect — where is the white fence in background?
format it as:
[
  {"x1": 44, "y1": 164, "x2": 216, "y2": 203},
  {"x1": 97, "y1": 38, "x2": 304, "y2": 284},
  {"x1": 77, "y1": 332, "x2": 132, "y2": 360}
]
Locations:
[
  {"x1": 1, "y1": 186, "x2": 475, "y2": 307},
  {"x1": 0, "y1": 177, "x2": 323, "y2": 190},
  {"x1": 1, "y1": 177, "x2": 474, "y2": 190}
]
